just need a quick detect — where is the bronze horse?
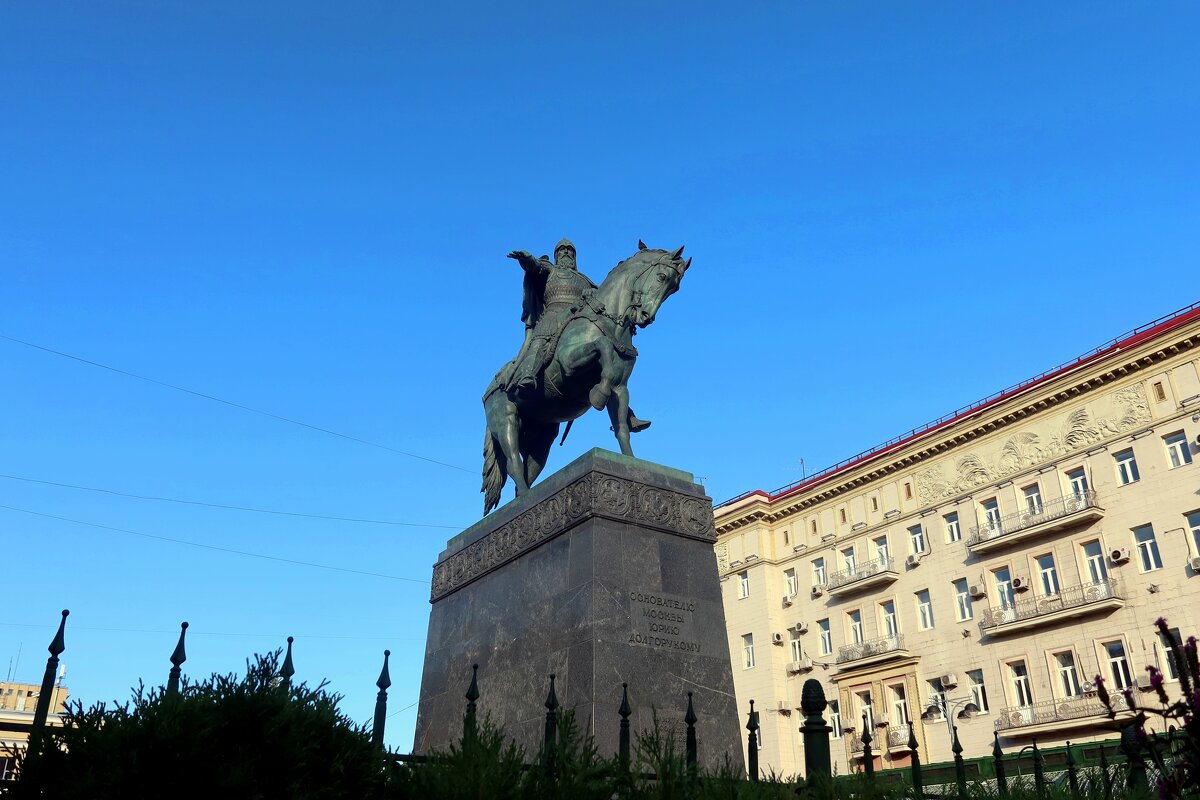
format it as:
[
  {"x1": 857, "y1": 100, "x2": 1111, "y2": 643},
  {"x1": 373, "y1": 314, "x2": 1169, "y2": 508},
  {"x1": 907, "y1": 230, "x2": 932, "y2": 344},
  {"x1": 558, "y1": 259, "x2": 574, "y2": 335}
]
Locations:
[{"x1": 482, "y1": 243, "x2": 690, "y2": 514}]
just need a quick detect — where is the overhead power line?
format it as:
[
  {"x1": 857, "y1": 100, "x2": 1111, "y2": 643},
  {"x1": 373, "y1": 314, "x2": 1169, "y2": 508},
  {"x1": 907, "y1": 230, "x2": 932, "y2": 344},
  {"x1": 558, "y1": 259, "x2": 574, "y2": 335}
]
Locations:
[
  {"x1": 1, "y1": 334, "x2": 472, "y2": 474},
  {"x1": 0, "y1": 621, "x2": 419, "y2": 643},
  {"x1": 0, "y1": 504, "x2": 430, "y2": 584},
  {"x1": 0, "y1": 473, "x2": 463, "y2": 530}
]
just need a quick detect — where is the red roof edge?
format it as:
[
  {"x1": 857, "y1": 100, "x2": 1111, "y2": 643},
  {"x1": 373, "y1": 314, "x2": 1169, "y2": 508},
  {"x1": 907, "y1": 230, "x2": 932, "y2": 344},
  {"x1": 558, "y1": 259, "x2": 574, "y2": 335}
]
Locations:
[{"x1": 717, "y1": 300, "x2": 1200, "y2": 511}]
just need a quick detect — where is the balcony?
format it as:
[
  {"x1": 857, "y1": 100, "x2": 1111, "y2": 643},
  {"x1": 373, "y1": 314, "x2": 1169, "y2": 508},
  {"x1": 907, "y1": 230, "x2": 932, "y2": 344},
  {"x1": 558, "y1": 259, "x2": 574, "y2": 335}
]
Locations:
[
  {"x1": 978, "y1": 578, "x2": 1123, "y2": 636},
  {"x1": 967, "y1": 491, "x2": 1104, "y2": 554},
  {"x1": 845, "y1": 731, "x2": 866, "y2": 757},
  {"x1": 994, "y1": 693, "x2": 1133, "y2": 736},
  {"x1": 826, "y1": 556, "x2": 899, "y2": 597},
  {"x1": 836, "y1": 634, "x2": 909, "y2": 669},
  {"x1": 884, "y1": 724, "x2": 913, "y2": 753}
]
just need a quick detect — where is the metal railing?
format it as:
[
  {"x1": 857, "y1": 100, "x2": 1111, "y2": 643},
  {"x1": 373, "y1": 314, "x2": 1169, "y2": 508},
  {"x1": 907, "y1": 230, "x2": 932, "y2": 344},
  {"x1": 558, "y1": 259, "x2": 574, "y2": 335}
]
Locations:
[
  {"x1": 886, "y1": 724, "x2": 912, "y2": 749},
  {"x1": 826, "y1": 556, "x2": 896, "y2": 591},
  {"x1": 845, "y1": 731, "x2": 866, "y2": 754},
  {"x1": 717, "y1": 301, "x2": 1200, "y2": 509},
  {"x1": 967, "y1": 490, "x2": 1101, "y2": 547},
  {"x1": 837, "y1": 634, "x2": 905, "y2": 665},
  {"x1": 994, "y1": 692, "x2": 1132, "y2": 732},
  {"x1": 979, "y1": 578, "x2": 1121, "y2": 631}
]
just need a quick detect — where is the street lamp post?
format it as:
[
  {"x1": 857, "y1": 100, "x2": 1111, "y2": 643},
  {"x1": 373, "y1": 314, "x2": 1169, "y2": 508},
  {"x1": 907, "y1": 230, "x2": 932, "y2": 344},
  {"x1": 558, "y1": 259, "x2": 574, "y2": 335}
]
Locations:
[{"x1": 921, "y1": 695, "x2": 981, "y2": 748}]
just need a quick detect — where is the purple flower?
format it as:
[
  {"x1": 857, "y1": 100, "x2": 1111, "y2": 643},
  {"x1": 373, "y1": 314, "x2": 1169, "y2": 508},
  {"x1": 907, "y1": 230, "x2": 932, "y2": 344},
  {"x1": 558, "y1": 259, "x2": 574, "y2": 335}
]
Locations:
[{"x1": 1155, "y1": 617, "x2": 1169, "y2": 631}]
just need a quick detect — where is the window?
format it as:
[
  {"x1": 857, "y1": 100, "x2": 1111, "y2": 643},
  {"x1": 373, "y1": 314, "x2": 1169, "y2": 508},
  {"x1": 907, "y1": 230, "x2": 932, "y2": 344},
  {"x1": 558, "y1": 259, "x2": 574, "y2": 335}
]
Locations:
[
  {"x1": 742, "y1": 633, "x2": 756, "y2": 669},
  {"x1": 840, "y1": 508, "x2": 847, "y2": 524},
  {"x1": 1082, "y1": 540, "x2": 1109, "y2": 584},
  {"x1": 1189, "y1": 511, "x2": 1200, "y2": 556},
  {"x1": 1165, "y1": 431, "x2": 1193, "y2": 469},
  {"x1": 828, "y1": 700, "x2": 842, "y2": 737},
  {"x1": 968, "y1": 669, "x2": 990, "y2": 713},
  {"x1": 841, "y1": 547, "x2": 856, "y2": 573},
  {"x1": 993, "y1": 567, "x2": 1015, "y2": 610},
  {"x1": 1055, "y1": 651, "x2": 1082, "y2": 697},
  {"x1": 908, "y1": 524, "x2": 926, "y2": 555},
  {"x1": 889, "y1": 683, "x2": 910, "y2": 724},
  {"x1": 1158, "y1": 627, "x2": 1183, "y2": 681},
  {"x1": 953, "y1": 578, "x2": 974, "y2": 621},
  {"x1": 811, "y1": 519, "x2": 817, "y2": 534},
  {"x1": 1035, "y1": 553, "x2": 1060, "y2": 596},
  {"x1": 784, "y1": 529, "x2": 790, "y2": 546},
  {"x1": 1134, "y1": 524, "x2": 1162, "y2": 572},
  {"x1": 1023, "y1": 484, "x2": 1043, "y2": 516},
  {"x1": 926, "y1": 679, "x2": 946, "y2": 719},
  {"x1": 1105, "y1": 640, "x2": 1133, "y2": 690},
  {"x1": 789, "y1": 627, "x2": 803, "y2": 662},
  {"x1": 1153, "y1": 381, "x2": 1167, "y2": 402},
  {"x1": 880, "y1": 600, "x2": 899, "y2": 637},
  {"x1": 856, "y1": 690, "x2": 875, "y2": 729},
  {"x1": 812, "y1": 558, "x2": 827, "y2": 586},
  {"x1": 1066, "y1": 467, "x2": 1090, "y2": 499},
  {"x1": 904, "y1": 482, "x2": 913, "y2": 500},
  {"x1": 1114, "y1": 449, "x2": 1140, "y2": 485},
  {"x1": 873, "y1": 535, "x2": 890, "y2": 563},
  {"x1": 916, "y1": 589, "x2": 934, "y2": 630},
  {"x1": 982, "y1": 498, "x2": 1002, "y2": 530},
  {"x1": 848, "y1": 610, "x2": 864, "y2": 644},
  {"x1": 1009, "y1": 661, "x2": 1034, "y2": 707},
  {"x1": 784, "y1": 568, "x2": 798, "y2": 597},
  {"x1": 756, "y1": 723, "x2": 763, "y2": 750},
  {"x1": 871, "y1": 497, "x2": 879, "y2": 512},
  {"x1": 944, "y1": 512, "x2": 962, "y2": 543},
  {"x1": 738, "y1": 571, "x2": 750, "y2": 598},
  {"x1": 818, "y1": 619, "x2": 832, "y2": 655}
]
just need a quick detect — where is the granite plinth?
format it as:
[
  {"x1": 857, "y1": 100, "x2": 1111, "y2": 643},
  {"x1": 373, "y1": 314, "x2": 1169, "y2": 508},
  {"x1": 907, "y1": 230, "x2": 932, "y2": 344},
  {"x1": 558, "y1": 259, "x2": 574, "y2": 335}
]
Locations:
[{"x1": 414, "y1": 449, "x2": 743, "y2": 772}]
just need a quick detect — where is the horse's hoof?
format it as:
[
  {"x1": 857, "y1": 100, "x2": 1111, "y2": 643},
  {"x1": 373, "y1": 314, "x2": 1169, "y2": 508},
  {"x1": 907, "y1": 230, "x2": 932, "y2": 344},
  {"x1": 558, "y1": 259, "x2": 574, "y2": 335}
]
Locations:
[{"x1": 589, "y1": 386, "x2": 609, "y2": 410}]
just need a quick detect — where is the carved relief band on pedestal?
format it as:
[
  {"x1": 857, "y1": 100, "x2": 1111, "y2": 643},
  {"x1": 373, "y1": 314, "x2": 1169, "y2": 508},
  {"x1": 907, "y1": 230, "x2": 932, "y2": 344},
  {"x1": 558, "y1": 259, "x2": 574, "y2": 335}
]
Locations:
[{"x1": 431, "y1": 473, "x2": 715, "y2": 601}]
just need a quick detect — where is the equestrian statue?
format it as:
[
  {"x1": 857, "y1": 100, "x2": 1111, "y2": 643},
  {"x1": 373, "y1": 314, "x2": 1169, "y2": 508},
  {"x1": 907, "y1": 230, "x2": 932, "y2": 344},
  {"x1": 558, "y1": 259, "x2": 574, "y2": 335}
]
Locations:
[{"x1": 482, "y1": 238, "x2": 691, "y2": 514}]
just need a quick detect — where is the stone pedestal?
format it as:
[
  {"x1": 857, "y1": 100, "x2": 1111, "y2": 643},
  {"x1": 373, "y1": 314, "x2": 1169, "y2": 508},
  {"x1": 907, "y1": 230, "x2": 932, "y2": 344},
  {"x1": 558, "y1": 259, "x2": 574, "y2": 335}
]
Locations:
[{"x1": 414, "y1": 449, "x2": 743, "y2": 772}]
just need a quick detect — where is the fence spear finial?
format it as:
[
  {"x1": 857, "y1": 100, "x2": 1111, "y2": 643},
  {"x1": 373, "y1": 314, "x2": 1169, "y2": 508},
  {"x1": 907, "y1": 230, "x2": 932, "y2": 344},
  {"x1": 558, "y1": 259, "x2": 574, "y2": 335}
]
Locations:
[
  {"x1": 281, "y1": 636, "x2": 295, "y2": 689},
  {"x1": 371, "y1": 650, "x2": 391, "y2": 748},
  {"x1": 167, "y1": 621, "x2": 188, "y2": 694}
]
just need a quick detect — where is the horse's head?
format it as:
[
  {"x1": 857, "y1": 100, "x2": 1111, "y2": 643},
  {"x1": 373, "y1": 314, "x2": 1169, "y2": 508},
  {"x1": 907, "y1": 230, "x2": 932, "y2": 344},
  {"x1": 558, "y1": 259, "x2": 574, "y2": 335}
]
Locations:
[{"x1": 618, "y1": 242, "x2": 691, "y2": 329}]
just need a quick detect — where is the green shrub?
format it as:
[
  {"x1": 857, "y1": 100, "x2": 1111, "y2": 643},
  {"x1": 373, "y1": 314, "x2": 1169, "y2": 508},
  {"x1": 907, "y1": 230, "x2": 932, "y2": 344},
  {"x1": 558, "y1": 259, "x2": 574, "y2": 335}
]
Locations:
[{"x1": 11, "y1": 651, "x2": 386, "y2": 800}]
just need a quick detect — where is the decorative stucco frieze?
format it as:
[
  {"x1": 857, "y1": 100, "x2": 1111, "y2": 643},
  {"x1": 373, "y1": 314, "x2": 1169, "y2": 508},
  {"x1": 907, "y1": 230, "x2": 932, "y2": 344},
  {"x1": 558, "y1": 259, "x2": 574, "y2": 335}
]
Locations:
[{"x1": 914, "y1": 383, "x2": 1151, "y2": 505}]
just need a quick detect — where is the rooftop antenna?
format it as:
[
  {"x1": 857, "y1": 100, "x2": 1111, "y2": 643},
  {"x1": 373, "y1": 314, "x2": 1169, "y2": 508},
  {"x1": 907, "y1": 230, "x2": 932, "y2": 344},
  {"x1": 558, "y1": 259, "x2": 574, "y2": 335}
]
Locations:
[{"x1": 10, "y1": 642, "x2": 21, "y2": 683}]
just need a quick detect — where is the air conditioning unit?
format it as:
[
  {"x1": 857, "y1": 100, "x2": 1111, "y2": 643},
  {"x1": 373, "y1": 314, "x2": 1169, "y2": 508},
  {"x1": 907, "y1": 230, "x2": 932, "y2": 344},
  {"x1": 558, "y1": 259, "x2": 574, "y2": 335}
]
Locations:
[
  {"x1": 772, "y1": 632, "x2": 785, "y2": 646},
  {"x1": 940, "y1": 674, "x2": 959, "y2": 689},
  {"x1": 782, "y1": 595, "x2": 793, "y2": 608},
  {"x1": 906, "y1": 553, "x2": 923, "y2": 568},
  {"x1": 1111, "y1": 547, "x2": 1131, "y2": 564},
  {"x1": 1189, "y1": 556, "x2": 1200, "y2": 573},
  {"x1": 811, "y1": 585, "x2": 825, "y2": 598},
  {"x1": 793, "y1": 622, "x2": 810, "y2": 635},
  {"x1": 1011, "y1": 576, "x2": 1030, "y2": 592},
  {"x1": 786, "y1": 658, "x2": 814, "y2": 674},
  {"x1": 875, "y1": 715, "x2": 889, "y2": 728},
  {"x1": 776, "y1": 700, "x2": 792, "y2": 714},
  {"x1": 1082, "y1": 680, "x2": 1098, "y2": 695},
  {"x1": 968, "y1": 583, "x2": 987, "y2": 598},
  {"x1": 1136, "y1": 674, "x2": 1154, "y2": 691}
]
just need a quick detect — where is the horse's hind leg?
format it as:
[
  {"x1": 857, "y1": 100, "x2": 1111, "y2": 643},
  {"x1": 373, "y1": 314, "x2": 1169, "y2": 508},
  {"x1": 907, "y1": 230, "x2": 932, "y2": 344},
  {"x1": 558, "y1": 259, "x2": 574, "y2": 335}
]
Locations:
[
  {"x1": 520, "y1": 422, "x2": 559, "y2": 487},
  {"x1": 490, "y1": 397, "x2": 529, "y2": 497}
]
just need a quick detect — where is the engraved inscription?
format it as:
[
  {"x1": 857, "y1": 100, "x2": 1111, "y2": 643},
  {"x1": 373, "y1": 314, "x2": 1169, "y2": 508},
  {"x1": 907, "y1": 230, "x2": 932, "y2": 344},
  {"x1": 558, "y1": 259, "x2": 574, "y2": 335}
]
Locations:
[{"x1": 627, "y1": 589, "x2": 702, "y2": 653}]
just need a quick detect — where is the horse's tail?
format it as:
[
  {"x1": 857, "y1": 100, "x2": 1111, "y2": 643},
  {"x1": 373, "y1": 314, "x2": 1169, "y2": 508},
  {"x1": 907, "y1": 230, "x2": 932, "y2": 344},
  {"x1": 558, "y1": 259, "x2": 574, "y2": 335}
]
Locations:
[{"x1": 482, "y1": 428, "x2": 505, "y2": 516}]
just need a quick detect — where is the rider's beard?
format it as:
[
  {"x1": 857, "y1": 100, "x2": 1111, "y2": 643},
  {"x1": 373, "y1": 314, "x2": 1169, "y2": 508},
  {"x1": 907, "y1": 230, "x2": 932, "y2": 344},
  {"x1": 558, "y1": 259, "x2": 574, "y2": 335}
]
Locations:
[{"x1": 556, "y1": 253, "x2": 577, "y2": 270}]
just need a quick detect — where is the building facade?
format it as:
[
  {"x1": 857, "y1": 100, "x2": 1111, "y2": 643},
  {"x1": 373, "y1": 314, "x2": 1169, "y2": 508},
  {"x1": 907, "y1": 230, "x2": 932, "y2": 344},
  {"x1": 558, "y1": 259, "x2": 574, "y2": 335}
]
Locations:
[
  {"x1": 0, "y1": 681, "x2": 68, "y2": 782},
  {"x1": 714, "y1": 303, "x2": 1200, "y2": 777}
]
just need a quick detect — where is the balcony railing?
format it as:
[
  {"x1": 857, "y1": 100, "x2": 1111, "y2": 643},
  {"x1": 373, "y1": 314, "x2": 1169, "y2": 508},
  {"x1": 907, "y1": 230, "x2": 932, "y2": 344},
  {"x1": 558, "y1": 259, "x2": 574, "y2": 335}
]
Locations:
[
  {"x1": 826, "y1": 556, "x2": 896, "y2": 591},
  {"x1": 837, "y1": 634, "x2": 906, "y2": 665},
  {"x1": 995, "y1": 693, "x2": 1132, "y2": 732},
  {"x1": 968, "y1": 491, "x2": 1101, "y2": 549},
  {"x1": 845, "y1": 731, "x2": 866, "y2": 755},
  {"x1": 885, "y1": 724, "x2": 913, "y2": 750},
  {"x1": 979, "y1": 578, "x2": 1121, "y2": 632}
]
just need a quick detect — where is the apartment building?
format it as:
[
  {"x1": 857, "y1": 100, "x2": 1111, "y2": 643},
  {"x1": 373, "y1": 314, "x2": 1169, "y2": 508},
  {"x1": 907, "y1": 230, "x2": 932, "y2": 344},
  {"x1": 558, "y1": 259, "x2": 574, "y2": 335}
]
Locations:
[
  {"x1": 714, "y1": 302, "x2": 1200, "y2": 777},
  {"x1": 0, "y1": 680, "x2": 68, "y2": 782}
]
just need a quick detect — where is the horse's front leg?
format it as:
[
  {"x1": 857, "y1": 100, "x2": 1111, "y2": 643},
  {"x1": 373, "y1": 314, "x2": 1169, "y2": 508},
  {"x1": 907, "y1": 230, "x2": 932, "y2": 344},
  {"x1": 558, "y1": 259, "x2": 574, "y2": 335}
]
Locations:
[{"x1": 606, "y1": 384, "x2": 634, "y2": 457}]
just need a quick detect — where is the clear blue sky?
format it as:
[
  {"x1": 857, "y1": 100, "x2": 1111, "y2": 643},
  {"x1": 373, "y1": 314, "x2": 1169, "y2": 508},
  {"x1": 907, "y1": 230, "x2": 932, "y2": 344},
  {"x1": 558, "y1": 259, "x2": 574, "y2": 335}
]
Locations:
[{"x1": 2, "y1": 2, "x2": 1197, "y2": 750}]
